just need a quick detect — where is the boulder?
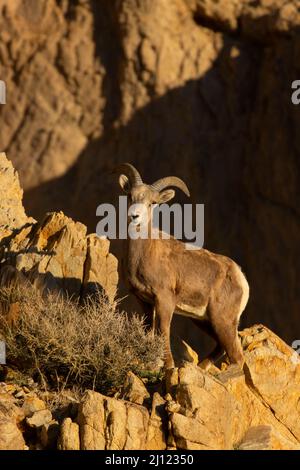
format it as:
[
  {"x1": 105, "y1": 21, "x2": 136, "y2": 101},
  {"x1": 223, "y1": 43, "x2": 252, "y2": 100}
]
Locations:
[
  {"x1": 26, "y1": 409, "x2": 52, "y2": 428},
  {"x1": 238, "y1": 425, "x2": 300, "y2": 451},
  {"x1": 120, "y1": 371, "x2": 150, "y2": 405},
  {"x1": 22, "y1": 395, "x2": 47, "y2": 417},
  {"x1": 82, "y1": 234, "x2": 118, "y2": 302},
  {"x1": 169, "y1": 364, "x2": 234, "y2": 449},
  {"x1": 58, "y1": 418, "x2": 80, "y2": 450},
  {"x1": 146, "y1": 392, "x2": 167, "y2": 450},
  {"x1": 40, "y1": 420, "x2": 60, "y2": 449},
  {"x1": 216, "y1": 362, "x2": 299, "y2": 449},
  {"x1": 167, "y1": 325, "x2": 300, "y2": 450},
  {"x1": 172, "y1": 335, "x2": 199, "y2": 366},
  {"x1": 0, "y1": 388, "x2": 25, "y2": 450},
  {"x1": 0, "y1": 416, "x2": 26, "y2": 450},
  {"x1": 77, "y1": 390, "x2": 150, "y2": 450},
  {"x1": 242, "y1": 324, "x2": 300, "y2": 441}
]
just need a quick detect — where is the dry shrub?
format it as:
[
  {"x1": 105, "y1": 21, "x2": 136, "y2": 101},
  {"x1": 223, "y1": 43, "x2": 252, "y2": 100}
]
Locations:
[{"x1": 0, "y1": 284, "x2": 164, "y2": 393}]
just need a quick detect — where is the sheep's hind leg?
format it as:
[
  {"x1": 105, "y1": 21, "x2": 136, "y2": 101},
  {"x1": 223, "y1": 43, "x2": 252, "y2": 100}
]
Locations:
[
  {"x1": 193, "y1": 319, "x2": 225, "y2": 370},
  {"x1": 208, "y1": 303, "x2": 244, "y2": 369}
]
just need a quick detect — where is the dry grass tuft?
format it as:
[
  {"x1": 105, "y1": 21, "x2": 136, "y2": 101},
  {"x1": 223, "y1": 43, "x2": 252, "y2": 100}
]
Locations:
[{"x1": 0, "y1": 284, "x2": 164, "y2": 394}]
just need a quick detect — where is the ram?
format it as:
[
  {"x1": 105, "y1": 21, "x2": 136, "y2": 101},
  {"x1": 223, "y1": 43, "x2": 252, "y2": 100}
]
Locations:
[{"x1": 115, "y1": 163, "x2": 249, "y2": 370}]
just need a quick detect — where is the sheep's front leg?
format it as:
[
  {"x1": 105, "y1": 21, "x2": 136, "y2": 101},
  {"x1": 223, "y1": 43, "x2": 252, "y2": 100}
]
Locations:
[{"x1": 155, "y1": 293, "x2": 175, "y2": 369}]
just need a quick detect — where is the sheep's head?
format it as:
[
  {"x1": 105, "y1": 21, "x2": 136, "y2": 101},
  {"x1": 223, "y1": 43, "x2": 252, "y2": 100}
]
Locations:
[{"x1": 114, "y1": 163, "x2": 190, "y2": 228}]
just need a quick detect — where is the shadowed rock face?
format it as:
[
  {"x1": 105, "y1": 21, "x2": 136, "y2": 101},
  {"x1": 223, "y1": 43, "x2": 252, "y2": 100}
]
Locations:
[{"x1": 0, "y1": 0, "x2": 300, "y2": 343}]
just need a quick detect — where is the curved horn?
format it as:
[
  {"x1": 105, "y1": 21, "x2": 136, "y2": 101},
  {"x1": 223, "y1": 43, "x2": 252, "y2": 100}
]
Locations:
[
  {"x1": 151, "y1": 176, "x2": 190, "y2": 197},
  {"x1": 113, "y1": 163, "x2": 143, "y2": 186}
]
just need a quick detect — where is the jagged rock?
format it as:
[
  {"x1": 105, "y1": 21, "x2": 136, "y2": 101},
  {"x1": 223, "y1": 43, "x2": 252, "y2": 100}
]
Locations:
[
  {"x1": 120, "y1": 371, "x2": 150, "y2": 405},
  {"x1": 238, "y1": 425, "x2": 300, "y2": 451},
  {"x1": 22, "y1": 395, "x2": 47, "y2": 418},
  {"x1": 0, "y1": 152, "x2": 34, "y2": 240},
  {"x1": 146, "y1": 392, "x2": 167, "y2": 450},
  {"x1": 170, "y1": 364, "x2": 233, "y2": 449},
  {"x1": 26, "y1": 409, "x2": 52, "y2": 428},
  {"x1": 77, "y1": 390, "x2": 150, "y2": 450},
  {"x1": 172, "y1": 335, "x2": 199, "y2": 366},
  {"x1": 168, "y1": 325, "x2": 300, "y2": 450},
  {"x1": 217, "y1": 362, "x2": 299, "y2": 449},
  {"x1": 0, "y1": 153, "x2": 118, "y2": 301},
  {"x1": 242, "y1": 324, "x2": 300, "y2": 442},
  {"x1": 40, "y1": 420, "x2": 60, "y2": 449},
  {"x1": 0, "y1": 389, "x2": 25, "y2": 450},
  {"x1": 0, "y1": 324, "x2": 300, "y2": 450},
  {"x1": 11, "y1": 210, "x2": 89, "y2": 297},
  {"x1": 171, "y1": 412, "x2": 218, "y2": 450},
  {"x1": 58, "y1": 418, "x2": 80, "y2": 450},
  {"x1": 180, "y1": 340, "x2": 199, "y2": 365},
  {"x1": 82, "y1": 234, "x2": 118, "y2": 302},
  {"x1": 165, "y1": 393, "x2": 181, "y2": 415},
  {"x1": 0, "y1": 415, "x2": 26, "y2": 450}
]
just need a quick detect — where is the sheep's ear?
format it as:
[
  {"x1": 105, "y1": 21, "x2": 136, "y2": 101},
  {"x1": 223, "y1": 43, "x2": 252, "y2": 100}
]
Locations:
[
  {"x1": 158, "y1": 189, "x2": 175, "y2": 203},
  {"x1": 119, "y1": 175, "x2": 131, "y2": 194}
]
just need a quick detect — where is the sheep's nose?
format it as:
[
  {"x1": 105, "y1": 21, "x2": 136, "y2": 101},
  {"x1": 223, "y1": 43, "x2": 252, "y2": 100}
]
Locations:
[{"x1": 131, "y1": 214, "x2": 139, "y2": 220}]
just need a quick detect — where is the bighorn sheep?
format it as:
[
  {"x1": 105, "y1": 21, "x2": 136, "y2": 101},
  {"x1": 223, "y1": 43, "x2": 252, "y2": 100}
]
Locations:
[{"x1": 115, "y1": 163, "x2": 249, "y2": 369}]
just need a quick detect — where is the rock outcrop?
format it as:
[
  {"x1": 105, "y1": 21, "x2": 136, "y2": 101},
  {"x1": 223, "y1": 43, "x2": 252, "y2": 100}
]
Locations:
[
  {"x1": 0, "y1": 325, "x2": 300, "y2": 450},
  {"x1": 119, "y1": 371, "x2": 151, "y2": 406},
  {"x1": 1, "y1": 324, "x2": 299, "y2": 450},
  {"x1": 0, "y1": 153, "x2": 118, "y2": 300},
  {"x1": 0, "y1": 152, "x2": 33, "y2": 240},
  {"x1": 167, "y1": 325, "x2": 300, "y2": 450},
  {"x1": 0, "y1": 384, "x2": 26, "y2": 450},
  {"x1": 58, "y1": 418, "x2": 80, "y2": 451},
  {"x1": 76, "y1": 390, "x2": 158, "y2": 450},
  {"x1": 62, "y1": 387, "x2": 166, "y2": 451}
]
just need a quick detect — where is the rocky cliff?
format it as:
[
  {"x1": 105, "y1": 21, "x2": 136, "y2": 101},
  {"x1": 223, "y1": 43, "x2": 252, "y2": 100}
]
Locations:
[{"x1": 0, "y1": 0, "x2": 299, "y2": 344}]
